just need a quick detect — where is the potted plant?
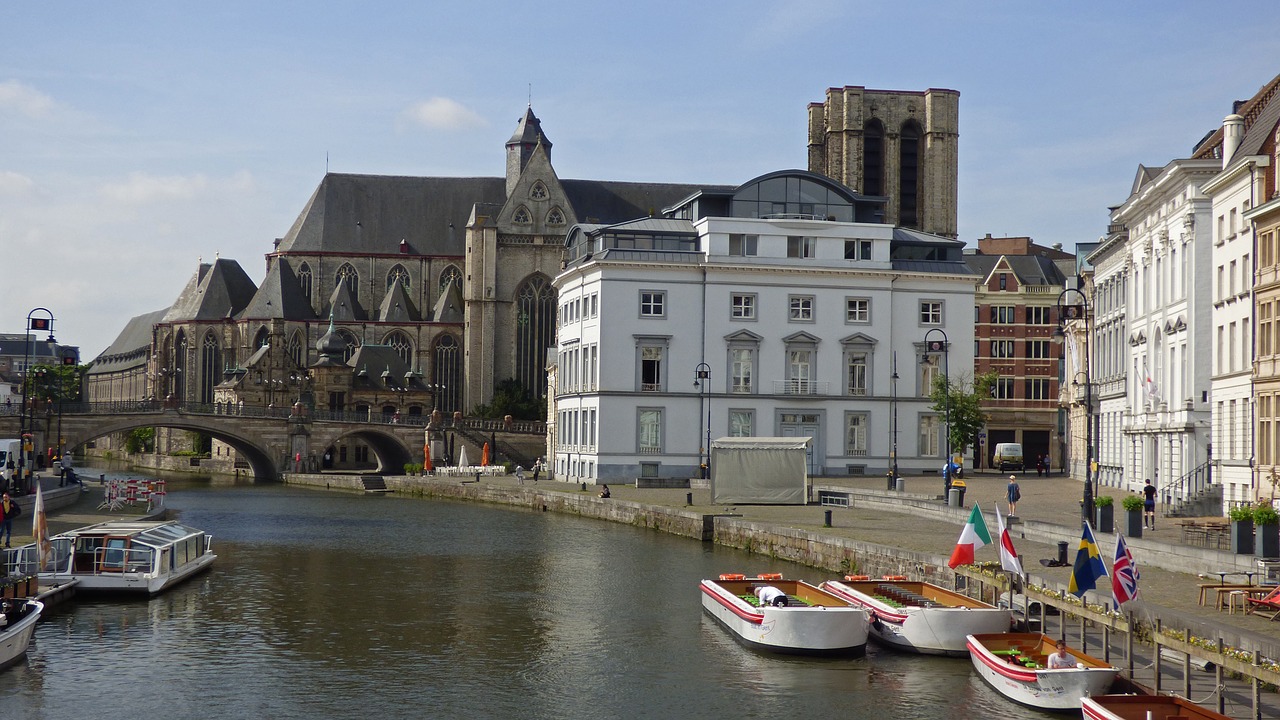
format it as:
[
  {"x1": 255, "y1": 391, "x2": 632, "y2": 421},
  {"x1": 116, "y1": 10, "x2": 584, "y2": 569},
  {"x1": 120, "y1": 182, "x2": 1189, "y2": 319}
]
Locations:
[
  {"x1": 1254, "y1": 502, "x2": 1280, "y2": 559},
  {"x1": 1121, "y1": 495, "x2": 1144, "y2": 538},
  {"x1": 1094, "y1": 495, "x2": 1114, "y2": 533},
  {"x1": 1229, "y1": 504, "x2": 1255, "y2": 555}
]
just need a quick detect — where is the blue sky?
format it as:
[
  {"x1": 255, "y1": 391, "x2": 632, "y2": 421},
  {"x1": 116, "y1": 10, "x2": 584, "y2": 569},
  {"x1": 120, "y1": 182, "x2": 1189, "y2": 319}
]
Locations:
[{"x1": 3, "y1": 2, "x2": 1279, "y2": 357}]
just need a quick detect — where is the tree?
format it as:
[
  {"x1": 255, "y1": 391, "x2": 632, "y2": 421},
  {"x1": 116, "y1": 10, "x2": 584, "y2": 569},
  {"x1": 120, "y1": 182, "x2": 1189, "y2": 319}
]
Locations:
[
  {"x1": 25, "y1": 362, "x2": 84, "y2": 404},
  {"x1": 930, "y1": 371, "x2": 997, "y2": 456},
  {"x1": 472, "y1": 378, "x2": 545, "y2": 421}
]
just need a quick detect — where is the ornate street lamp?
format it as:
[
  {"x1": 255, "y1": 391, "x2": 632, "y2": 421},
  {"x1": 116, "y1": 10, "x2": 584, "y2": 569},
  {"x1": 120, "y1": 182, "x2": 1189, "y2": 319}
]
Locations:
[
  {"x1": 19, "y1": 308, "x2": 56, "y2": 495},
  {"x1": 924, "y1": 328, "x2": 950, "y2": 493},
  {"x1": 694, "y1": 363, "x2": 711, "y2": 479},
  {"x1": 1055, "y1": 287, "x2": 1094, "y2": 524}
]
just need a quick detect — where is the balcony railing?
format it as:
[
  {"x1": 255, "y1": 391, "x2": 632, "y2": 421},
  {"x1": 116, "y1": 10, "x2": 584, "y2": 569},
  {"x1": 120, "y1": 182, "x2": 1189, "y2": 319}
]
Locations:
[{"x1": 772, "y1": 380, "x2": 830, "y2": 395}]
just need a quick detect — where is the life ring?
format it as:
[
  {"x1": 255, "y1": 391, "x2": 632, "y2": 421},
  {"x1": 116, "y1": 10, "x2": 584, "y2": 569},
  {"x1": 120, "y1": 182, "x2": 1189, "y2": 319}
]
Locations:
[
  {"x1": 718, "y1": 573, "x2": 746, "y2": 581},
  {"x1": 882, "y1": 575, "x2": 907, "y2": 581},
  {"x1": 756, "y1": 573, "x2": 784, "y2": 581},
  {"x1": 844, "y1": 574, "x2": 870, "y2": 581}
]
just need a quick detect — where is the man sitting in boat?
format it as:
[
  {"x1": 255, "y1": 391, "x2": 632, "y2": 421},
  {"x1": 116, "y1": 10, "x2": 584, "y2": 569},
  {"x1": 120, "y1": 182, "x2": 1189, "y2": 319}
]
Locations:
[
  {"x1": 1047, "y1": 640, "x2": 1077, "y2": 669},
  {"x1": 754, "y1": 585, "x2": 789, "y2": 607}
]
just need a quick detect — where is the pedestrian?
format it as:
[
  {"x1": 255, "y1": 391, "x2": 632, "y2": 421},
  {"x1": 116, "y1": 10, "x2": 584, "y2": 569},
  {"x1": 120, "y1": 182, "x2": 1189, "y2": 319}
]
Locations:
[
  {"x1": 598, "y1": 484, "x2": 611, "y2": 498},
  {"x1": 532, "y1": 458, "x2": 542, "y2": 483},
  {"x1": 1143, "y1": 479, "x2": 1158, "y2": 529},
  {"x1": 0, "y1": 492, "x2": 21, "y2": 548},
  {"x1": 1006, "y1": 475, "x2": 1021, "y2": 516},
  {"x1": 515, "y1": 465, "x2": 526, "y2": 485}
]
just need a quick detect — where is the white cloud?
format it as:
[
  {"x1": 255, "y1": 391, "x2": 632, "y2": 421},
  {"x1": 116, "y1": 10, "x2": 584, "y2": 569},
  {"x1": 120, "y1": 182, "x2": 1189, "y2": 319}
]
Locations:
[
  {"x1": 400, "y1": 97, "x2": 487, "y2": 131},
  {"x1": 0, "y1": 170, "x2": 35, "y2": 195},
  {"x1": 100, "y1": 172, "x2": 223, "y2": 204},
  {"x1": 0, "y1": 80, "x2": 55, "y2": 118}
]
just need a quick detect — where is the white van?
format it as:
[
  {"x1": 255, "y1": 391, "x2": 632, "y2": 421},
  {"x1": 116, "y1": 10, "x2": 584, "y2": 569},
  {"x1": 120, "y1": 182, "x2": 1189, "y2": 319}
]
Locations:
[
  {"x1": 0, "y1": 438, "x2": 20, "y2": 469},
  {"x1": 992, "y1": 442, "x2": 1024, "y2": 472}
]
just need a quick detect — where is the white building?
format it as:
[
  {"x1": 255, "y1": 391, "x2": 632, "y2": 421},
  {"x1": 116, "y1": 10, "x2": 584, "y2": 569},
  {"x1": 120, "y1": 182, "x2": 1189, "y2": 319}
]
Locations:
[
  {"x1": 550, "y1": 171, "x2": 975, "y2": 484},
  {"x1": 1088, "y1": 227, "x2": 1129, "y2": 493},
  {"x1": 1204, "y1": 112, "x2": 1267, "y2": 508},
  {"x1": 1106, "y1": 159, "x2": 1219, "y2": 503}
]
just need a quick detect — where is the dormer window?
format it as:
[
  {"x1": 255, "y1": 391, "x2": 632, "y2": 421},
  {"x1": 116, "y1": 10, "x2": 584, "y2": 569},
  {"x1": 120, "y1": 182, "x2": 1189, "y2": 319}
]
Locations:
[
  {"x1": 513, "y1": 206, "x2": 532, "y2": 224},
  {"x1": 547, "y1": 207, "x2": 565, "y2": 225},
  {"x1": 531, "y1": 182, "x2": 548, "y2": 200}
]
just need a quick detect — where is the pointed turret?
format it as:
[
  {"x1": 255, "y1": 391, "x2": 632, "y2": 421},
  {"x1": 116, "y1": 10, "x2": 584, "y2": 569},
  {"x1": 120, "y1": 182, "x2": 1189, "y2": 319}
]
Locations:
[{"x1": 506, "y1": 107, "x2": 552, "y2": 197}]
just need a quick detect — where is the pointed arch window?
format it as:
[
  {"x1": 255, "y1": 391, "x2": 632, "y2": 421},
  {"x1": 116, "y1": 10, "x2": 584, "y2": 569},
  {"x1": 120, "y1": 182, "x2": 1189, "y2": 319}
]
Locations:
[
  {"x1": 515, "y1": 275, "x2": 557, "y2": 399},
  {"x1": 439, "y1": 265, "x2": 462, "y2": 294},
  {"x1": 253, "y1": 327, "x2": 270, "y2": 349},
  {"x1": 199, "y1": 332, "x2": 221, "y2": 405},
  {"x1": 530, "y1": 182, "x2": 548, "y2": 200},
  {"x1": 288, "y1": 330, "x2": 304, "y2": 368},
  {"x1": 432, "y1": 334, "x2": 462, "y2": 413},
  {"x1": 173, "y1": 331, "x2": 188, "y2": 401},
  {"x1": 336, "y1": 263, "x2": 360, "y2": 303},
  {"x1": 546, "y1": 207, "x2": 566, "y2": 226},
  {"x1": 298, "y1": 262, "x2": 313, "y2": 302},
  {"x1": 336, "y1": 330, "x2": 359, "y2": 363},
  {"x1": 862, "y1": 119, "x2": 885, "y2": 196},
  {"x1": 387, "y1": 264, "x2": 410, "y2": 290},
  {"x1": 899, "y1": 120, "x2": 922, "y2": 228},
  {"x1": 513, "y1": 206, "x2": 532, "y2": 224},
  {"x1": 385, "y1": 331, "x2": 413, "y2": 364}
]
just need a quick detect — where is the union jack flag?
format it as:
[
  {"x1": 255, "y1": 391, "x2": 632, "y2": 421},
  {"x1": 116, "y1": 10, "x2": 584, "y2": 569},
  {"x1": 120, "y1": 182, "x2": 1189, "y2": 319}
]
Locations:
[{"x1": 1111, "y1": 533, "x2": 1139, "y2": 607}]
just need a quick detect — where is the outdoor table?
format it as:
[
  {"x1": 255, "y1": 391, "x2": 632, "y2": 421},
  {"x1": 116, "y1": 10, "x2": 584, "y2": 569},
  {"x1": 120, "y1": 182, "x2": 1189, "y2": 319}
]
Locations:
[
  {"x1": 1229, "y1": 587, "x2": 1273, "y2": 614},
  {"x1": 1214, "y1": 584, "x2": 1259, "y2": 610}
]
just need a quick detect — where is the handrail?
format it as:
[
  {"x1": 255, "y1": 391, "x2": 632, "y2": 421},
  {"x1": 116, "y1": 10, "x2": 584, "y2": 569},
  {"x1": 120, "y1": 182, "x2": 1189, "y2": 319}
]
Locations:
[{"x1": 1162, "y1": 459, "x2": 1213, "y2": 515}]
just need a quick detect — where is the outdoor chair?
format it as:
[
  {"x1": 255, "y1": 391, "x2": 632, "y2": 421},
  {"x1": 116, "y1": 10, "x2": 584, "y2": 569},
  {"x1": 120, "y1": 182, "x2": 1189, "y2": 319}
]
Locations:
[{"x1": 1245, "y1": 586, "x2": 1280, "y2": 621}]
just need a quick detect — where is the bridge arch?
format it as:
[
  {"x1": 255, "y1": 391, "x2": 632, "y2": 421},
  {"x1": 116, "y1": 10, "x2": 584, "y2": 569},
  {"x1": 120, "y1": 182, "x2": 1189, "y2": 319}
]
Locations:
[{"x1": 62, "y1": 415, "x2": 281, "y2": 482}]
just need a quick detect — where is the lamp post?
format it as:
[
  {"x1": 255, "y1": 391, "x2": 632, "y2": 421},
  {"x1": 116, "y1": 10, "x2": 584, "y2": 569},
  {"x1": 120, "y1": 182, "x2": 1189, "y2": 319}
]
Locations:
[
  {"x1": 890, "y1": 351, "x2": 900, "y2": 484},
  {"x1": 19, "y1": 308, "x2": 56, "y2": 495},
  {"x1": 694, "y1": 362, "x2": 711, "y2": 479},
  {"x1": 1055, "y1": 287, "x2": 1093, "y2": 524},
  {"x1": 923, "y1": 328, "x2": 950, "y2": 493}
]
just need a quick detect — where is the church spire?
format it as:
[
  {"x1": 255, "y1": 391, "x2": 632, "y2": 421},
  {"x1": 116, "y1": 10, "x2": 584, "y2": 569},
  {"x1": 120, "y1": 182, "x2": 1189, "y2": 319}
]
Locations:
[{"x1": 506, "y1": 107, "x2": 552, "y2": 197}]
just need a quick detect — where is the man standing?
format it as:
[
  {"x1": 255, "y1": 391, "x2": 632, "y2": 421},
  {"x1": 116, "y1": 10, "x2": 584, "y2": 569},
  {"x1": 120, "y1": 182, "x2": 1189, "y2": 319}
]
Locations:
[{"x1": 0, "y1": 493, "x2": 21, "y2": 548}]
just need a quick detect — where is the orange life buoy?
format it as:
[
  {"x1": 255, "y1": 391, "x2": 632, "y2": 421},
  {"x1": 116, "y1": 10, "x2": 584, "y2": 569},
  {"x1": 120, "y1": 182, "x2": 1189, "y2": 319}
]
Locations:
[
  {"x1": 882, "y1": 575, "x2": 907, "y2": 581},
  {"x1": 844, "y1": 575, "x2": 870, "y2": 581},
  {"x1": 756, "y1": 573, "x2": 783, "y2": 581},
  {"x1": 718, "y1": 573, "x2": 746, "y2": 581}
]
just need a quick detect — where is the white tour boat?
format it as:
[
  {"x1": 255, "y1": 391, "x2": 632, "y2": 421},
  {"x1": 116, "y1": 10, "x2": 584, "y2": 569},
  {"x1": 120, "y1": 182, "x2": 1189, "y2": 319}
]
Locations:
[
  {"x1": 700, "y1": 573, "x2": 869, "y2": 655},
  {"x1": 0, "y1": 597, "x2": 43, "y2": 671},
  {"x1": 819, "y1": 576, "x2": 1012, "y2": 656},
  {"x1": 8, "y1": 520, "x2": 216, "y2": 595},
  {"x1": 967, "y1": 632, "x2": 1118, "y2": 711},
  {"x1": 1081, "y1": 694, "x2": 1233, "y2": 720}
]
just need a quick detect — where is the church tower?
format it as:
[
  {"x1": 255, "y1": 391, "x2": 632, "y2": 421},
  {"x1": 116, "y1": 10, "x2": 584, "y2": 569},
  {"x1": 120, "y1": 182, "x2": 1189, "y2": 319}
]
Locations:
[
  {"x1": 808, "y1": 86, "x2": 959, "y2": 238},
  {"x1": 506, "y1": 107, "x2": 553, "y2": 198}
]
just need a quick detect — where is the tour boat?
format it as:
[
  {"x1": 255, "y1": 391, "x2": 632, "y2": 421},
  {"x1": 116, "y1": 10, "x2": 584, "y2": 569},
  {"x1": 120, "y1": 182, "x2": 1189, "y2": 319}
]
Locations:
[
  {"x1": 699, "y1": 573, "x2": 869, "y2": 655},
  {"x1": 819, "y1": 576, "x2": 1012, "y2": 656},
  {"x1": 0, "y1": 598, "x2": 43, "y2": 671},
  {"x1": 1081, "y1": 694, "x2": 1233, "y2": 720},
  {"x1": 967, "y1": 632, "x2": 1118, "y2": 711},
  {"x1": 7, "y1": 520, "x2": 216, "y2": 595}
]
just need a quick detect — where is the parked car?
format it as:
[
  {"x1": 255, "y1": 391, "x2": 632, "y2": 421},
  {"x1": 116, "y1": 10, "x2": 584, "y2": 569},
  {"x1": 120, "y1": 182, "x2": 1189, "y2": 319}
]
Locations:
[{"x1": 992, "y1": 442, "x2": 1024, "y2": 472}]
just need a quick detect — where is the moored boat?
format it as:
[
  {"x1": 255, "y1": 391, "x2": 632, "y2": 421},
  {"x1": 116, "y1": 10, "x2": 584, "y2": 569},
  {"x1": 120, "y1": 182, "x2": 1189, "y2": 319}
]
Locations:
[
  {"x1": 700, "y1": 573, "x2": 869, "y2": 655},
  {"x1": 6, "y1": 520, "x2": 216, "y2": 595},
  {"x1": 1081, "y1": 694, "x2": 1233, "y2": 720},
  {"x1": 820, "y1": 575, "x2": 1011, "y2": 656},
  {"x1": 0, "y1": 597, "x2": 43, "y2": 671},
  {"x1": 967, "y1": 632, "x2": 1118, "y2": 711}
]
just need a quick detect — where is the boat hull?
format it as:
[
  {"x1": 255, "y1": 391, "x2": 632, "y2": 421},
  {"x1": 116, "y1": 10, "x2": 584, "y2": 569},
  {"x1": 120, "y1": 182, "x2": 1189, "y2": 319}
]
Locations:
[
  {"x1": 39, "y1": 552, "x2": 216, "y2": 595},
  {"x1": 821, "y1": 579, "x2": 1010, "y2": 656},
  {"x1": 1081, "y1": 694, "x2": 1232, "y2": 720},
  {"x1": 968, "y1": 633, "x2": 1117, "y2": 711},
  {"x1": 700, "y1": 579, "x2": 868, "y2": 656},
  {"x1": 0, "y1": 600, "x2": 43, "y2": 671}
]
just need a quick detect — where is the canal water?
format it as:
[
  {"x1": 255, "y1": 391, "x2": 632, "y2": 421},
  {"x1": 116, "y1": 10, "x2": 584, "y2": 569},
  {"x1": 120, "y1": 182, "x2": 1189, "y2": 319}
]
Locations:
[{"x1": 0, "y1": 476, "x2": 1053, "y2": 719}]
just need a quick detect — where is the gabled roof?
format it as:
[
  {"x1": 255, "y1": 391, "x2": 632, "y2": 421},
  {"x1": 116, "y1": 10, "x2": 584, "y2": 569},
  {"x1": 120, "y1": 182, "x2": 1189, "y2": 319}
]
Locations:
[
  {"x1": 348, "y1": 345, "x2": 429, "y2": 392},
  {"x1": 964, "y1": 254, "x2": 1068, "y2": 287},
  {"x1": 161, "y1": 259, "x2": 258, "y2": 323},
  {"x1": 431, "y1": 277, "x2": 464, "y2": 323},
  {"x1": 378, "y1": 279, "x2": 420, "y2": 322},
  {"x1": 239, "y1": 259, "x2": 317, "y2": 321},
  {"x1": 327, "y1": 280, "x2": 367, "y2": 322},
  {"x1": 88, "y1": 308, "x2": 169, "y2": 373}
]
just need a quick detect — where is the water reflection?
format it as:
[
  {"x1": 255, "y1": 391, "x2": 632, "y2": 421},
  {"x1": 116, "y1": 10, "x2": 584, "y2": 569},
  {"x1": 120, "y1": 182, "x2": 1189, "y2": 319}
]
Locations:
[{"x1": 0, "y1": 478, "x2": 1054, "y2": 720}]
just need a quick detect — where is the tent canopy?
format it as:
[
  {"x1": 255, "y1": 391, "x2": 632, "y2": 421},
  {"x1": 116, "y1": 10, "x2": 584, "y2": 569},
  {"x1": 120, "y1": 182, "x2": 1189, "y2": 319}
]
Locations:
[{"x1": 710, "y1": 436, "x2": 810, "y2": 505}]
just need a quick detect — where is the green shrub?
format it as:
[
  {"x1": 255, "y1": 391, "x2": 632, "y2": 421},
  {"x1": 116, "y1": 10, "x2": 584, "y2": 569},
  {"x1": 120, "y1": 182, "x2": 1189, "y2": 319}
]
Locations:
[
  {"x1": 1094, "y1": 495, "x2": 1113, "y2": 508},
  {"x1": 1121, "y1": 495, "x2": 1144, "y2": 512},
  {"x1": 1254, "y1": 503, "x2": 1280, "y2": 525},
  {"x1": 1229, "y1": 505, "x2": 1254, "y2": 522}
]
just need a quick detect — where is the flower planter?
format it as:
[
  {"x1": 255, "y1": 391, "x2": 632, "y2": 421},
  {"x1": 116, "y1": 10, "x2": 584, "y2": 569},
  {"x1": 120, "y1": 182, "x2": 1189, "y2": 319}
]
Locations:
[
  {"x1": 1094, "y1": 505, "x2": 1114, "y2": 534},
  {"x1": 1257, "y1": 522, "x2": 1280, "y2": 559},
  {"x1": 1124, "y1": 509, "x2": 1143, "y2": 538},
  {"x1": 1232, "y1": 519, "x2": 1255, "y2": 555}
]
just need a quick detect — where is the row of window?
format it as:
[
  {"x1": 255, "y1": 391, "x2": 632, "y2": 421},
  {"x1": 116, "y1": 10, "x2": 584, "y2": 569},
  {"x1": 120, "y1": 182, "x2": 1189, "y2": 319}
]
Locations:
[
  {"x1": 978, "y1": 305, "x2": 1053, "y2": 324},
  {"x1": 726, "y1": 234, "x2": 875, "y2": 260},
  {"x1": 640, "y1": 290, "x2": 942, "y2": 326},
  {"x1": 560, "y1": 292, "x2": 600, "y2": 326},
  {"x1": 297, "y1": 263, "x2": 462, "y2": 304},
  {"x1": 511, "y1": 205, "x2": 566, "y2": 225},
  {"x1": 981, "y1": 339, "x2": 1054, "y2": 360}
]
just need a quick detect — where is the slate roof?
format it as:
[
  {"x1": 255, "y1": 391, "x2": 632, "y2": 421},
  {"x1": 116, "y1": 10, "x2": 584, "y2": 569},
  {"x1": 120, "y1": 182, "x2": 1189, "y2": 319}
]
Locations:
[
  {"x1": 963, "y1": 254, "x2": 1068, "y2": 286},
  {"x1": 348, "y1": 345, "x2": 430, "y2": 392},
  {"x1": 239, "y1": 258, "x2": 317, "y2": 321},
  {"x1": 378, "y1": 279, "x2": 420, "y2": 322},
  {"x1": 161, "y1": 259, "x2": 259, "y2": 323},
  {"x1": 88, "y1": 308, "x2": 169, "y2": 374}
]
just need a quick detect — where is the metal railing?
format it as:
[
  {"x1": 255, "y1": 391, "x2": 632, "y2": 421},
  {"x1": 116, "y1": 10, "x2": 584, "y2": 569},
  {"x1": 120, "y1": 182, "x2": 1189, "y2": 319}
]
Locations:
[
  {"x1": 1163, "y1": 459, "x2": 1213, "y2": 514},
  {"x1": 771, "y1": 380, "x2": 831, "y2": 395}
]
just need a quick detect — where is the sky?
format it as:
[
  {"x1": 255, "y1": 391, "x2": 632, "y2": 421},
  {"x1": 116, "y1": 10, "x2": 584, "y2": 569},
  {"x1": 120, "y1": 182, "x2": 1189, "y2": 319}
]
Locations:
[{"x1": 3, "y1": 2, "x2": 1279, "y2": 358}]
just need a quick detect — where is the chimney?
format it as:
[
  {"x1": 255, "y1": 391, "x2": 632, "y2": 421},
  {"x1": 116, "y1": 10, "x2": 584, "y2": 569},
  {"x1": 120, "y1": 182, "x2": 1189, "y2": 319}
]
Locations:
[{"x1": 1223, "y1": 114, "x2": 1245, "y2": 168}]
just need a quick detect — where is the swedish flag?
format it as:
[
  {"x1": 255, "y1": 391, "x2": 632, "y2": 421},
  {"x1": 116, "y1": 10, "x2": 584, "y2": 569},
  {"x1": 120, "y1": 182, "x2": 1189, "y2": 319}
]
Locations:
[{"x1": 1069, "y1": 520, "x2": 1109, "y2": 597}]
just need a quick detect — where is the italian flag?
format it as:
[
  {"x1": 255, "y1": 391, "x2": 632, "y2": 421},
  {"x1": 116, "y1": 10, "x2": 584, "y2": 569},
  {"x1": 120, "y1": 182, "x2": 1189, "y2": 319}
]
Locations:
[{"x1": 947, "y1": 504, "x2": 992, "y2": 569}]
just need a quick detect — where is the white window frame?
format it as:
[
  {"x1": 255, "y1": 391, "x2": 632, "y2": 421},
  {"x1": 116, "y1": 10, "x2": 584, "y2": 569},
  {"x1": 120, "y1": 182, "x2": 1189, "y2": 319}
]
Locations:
[
  {"x1": 920, "y1": 300, "x2": 943, "y2": 326},
  {"x1": 729, "y1": 409, "x2": 754, "y2": 437},
  {"x1": 788, "y1": 295, "x2": 815, "y2": 322},
  {"x1": 845, "y1": 412, "x2": 869, "y2": 456},
  {"x1": 845, "y1": 297, "x2": 870, "y2": 324},
  {"x1": 638, "y1": 408, "x2": 663, "y2": 454},
  {"x1": 731, "y1": 293, "x2": 757, "y2": 320},
  {"x1": 640, "y1": 291, "x2": 666, "y2": 318}
]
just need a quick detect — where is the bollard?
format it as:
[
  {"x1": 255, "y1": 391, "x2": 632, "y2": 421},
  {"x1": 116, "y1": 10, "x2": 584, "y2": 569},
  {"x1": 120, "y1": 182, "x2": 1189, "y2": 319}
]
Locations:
[
  {"x1": 99, "y1": 473, "x2": 106, "y2": 485},
  {"x1": 686, "y1": 492, "x2": 693, "y2": 506},
  {"x1": 1057, "y1": 541, "x2": 1069, "y2": 566},
  {"x1": 948, "y1": 487, "x2": 961, "y2": 507},
  {"x1": 895, "y1": 477, "x2": 905, "y2": 492},
  {"x1": 824, "y1": 509, "x2": 832, "y2": 527}
]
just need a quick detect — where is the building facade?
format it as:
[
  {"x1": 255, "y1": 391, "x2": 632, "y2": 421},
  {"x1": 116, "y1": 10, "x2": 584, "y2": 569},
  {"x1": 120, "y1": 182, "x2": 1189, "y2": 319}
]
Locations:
[{"x1": 551, "y1": 170, "x2": 975, "y2": 484}]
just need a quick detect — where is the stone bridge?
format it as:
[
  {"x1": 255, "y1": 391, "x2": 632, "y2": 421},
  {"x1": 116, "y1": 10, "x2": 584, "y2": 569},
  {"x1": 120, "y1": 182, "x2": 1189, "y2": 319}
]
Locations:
[{"x1": 0, "y1": 401, "x2": 545, "y2": 482}]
